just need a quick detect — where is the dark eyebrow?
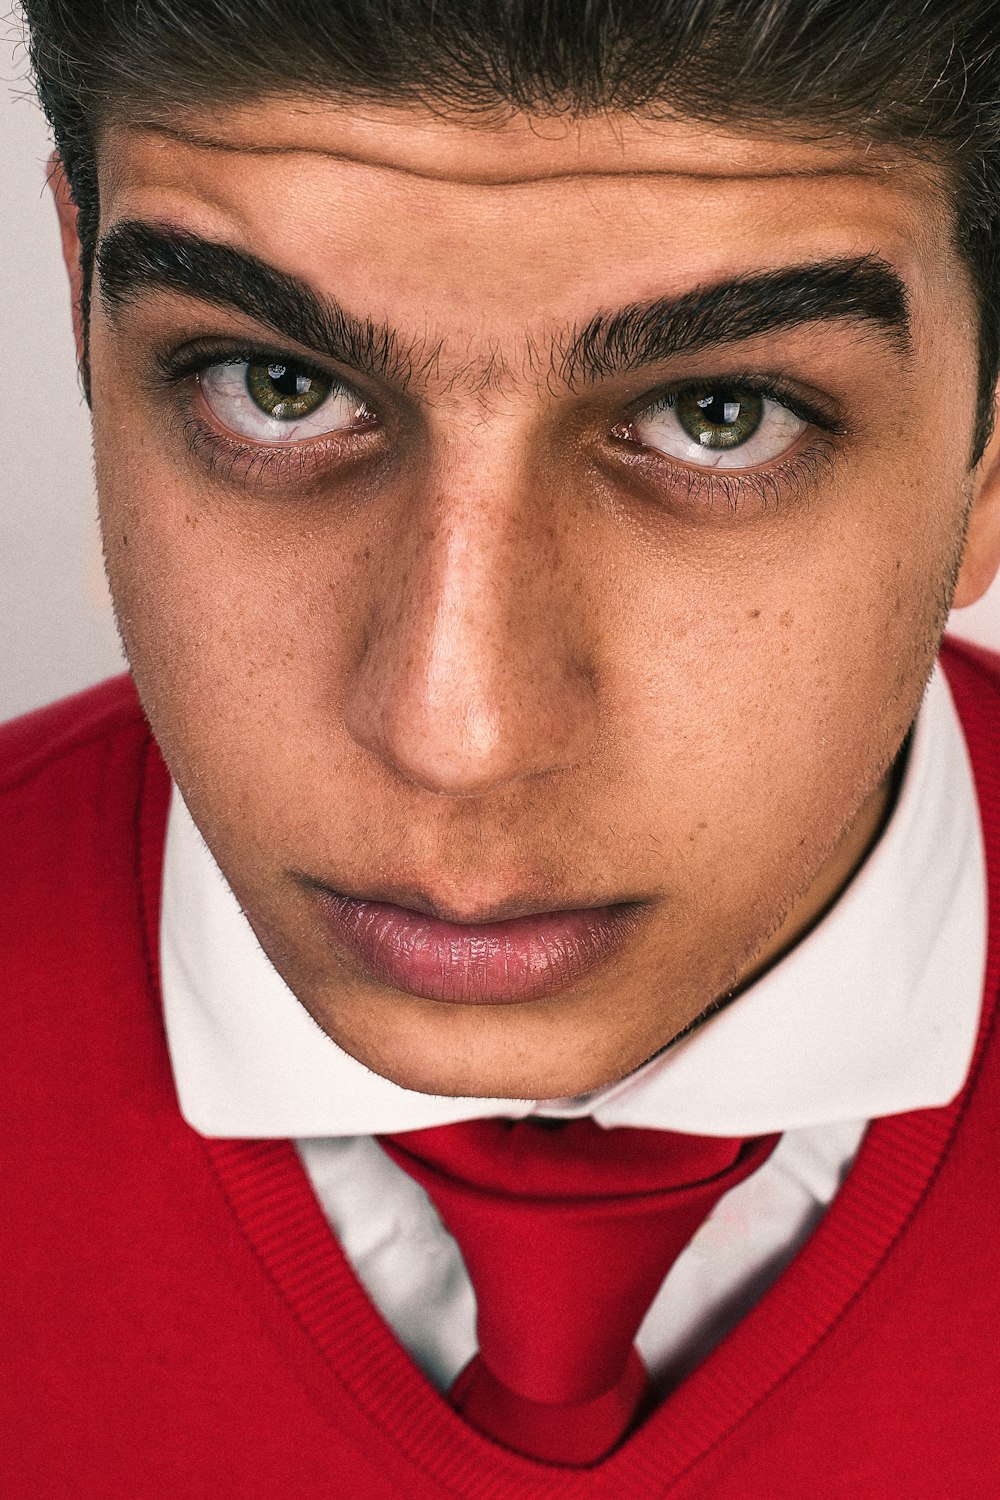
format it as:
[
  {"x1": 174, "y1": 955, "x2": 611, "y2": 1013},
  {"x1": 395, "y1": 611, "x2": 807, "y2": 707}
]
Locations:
[
  {"x1": 560, "y1": 257, "x2": 911, "y2": 386},
  {"x1": 97, "y1": 224, "x2": 910, "y2": 397},
  {"x1": 96, "y1": 222, "x2": 428, "y2": 388}
]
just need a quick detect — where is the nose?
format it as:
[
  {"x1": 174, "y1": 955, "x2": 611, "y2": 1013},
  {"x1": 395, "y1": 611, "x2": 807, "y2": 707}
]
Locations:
[{"x1": 343, "y1": 453, "x2": 599, "y2": 798}]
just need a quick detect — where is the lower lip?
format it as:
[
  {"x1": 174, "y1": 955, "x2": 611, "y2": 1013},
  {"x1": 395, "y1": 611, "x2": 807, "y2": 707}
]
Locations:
[{"x1": 314, "y1": 894, "x2": 638, "y2": 1005}]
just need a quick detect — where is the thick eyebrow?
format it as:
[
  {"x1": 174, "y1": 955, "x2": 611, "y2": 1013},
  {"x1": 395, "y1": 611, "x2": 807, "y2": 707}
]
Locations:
[
  {"x1": 97, "y1": 223, "x2": 910, "y2": 396},
  {"x1": 96, "y1": 222, "x2": 428, "y2": 388},
  {"x1": 560, "y1": 257, "x2": 911, "y2": 386}
]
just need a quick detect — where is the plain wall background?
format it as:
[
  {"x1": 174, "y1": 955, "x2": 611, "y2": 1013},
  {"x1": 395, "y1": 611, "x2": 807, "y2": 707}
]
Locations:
[{"x1": 3, "y1": 24, "x2": 1000, "y2": 726}]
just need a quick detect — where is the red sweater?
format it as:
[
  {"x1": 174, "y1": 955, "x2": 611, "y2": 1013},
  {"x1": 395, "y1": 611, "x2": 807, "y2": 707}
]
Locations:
[{"x1": 2, "y1": 636, "x2": 999, "y2": 1498}]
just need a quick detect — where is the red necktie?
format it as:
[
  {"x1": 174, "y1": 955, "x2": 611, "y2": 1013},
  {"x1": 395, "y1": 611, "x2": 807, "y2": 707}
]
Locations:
[{"x1": 379, "y1": 1116, "x2": 779, "y2": 1466}]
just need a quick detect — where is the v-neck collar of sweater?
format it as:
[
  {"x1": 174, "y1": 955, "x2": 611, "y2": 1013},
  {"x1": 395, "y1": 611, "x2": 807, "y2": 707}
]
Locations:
[{"x1": 138, "y1": 639, "x2": 1000, "y2": 1497}]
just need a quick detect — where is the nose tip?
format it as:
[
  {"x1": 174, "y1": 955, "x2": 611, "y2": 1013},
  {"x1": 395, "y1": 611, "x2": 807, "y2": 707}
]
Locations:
[{"x1": 344, "y1": 642, "x2": 598, "y2": 798}]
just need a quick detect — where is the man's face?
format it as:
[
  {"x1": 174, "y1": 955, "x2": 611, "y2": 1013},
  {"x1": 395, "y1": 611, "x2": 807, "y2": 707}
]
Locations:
[{"x1": 73, "y1": 102, "x2": 998, "y2": 1097}]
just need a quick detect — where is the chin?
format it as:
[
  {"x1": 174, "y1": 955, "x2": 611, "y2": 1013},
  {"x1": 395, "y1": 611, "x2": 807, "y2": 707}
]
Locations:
[{"x1": 310, "y1": 995, "x2": 656, "y2": 1102}]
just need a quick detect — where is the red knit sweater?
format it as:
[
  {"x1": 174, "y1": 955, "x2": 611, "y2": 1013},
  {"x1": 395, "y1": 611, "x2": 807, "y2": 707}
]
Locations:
[{"x1": 2, "y1": 636, "x2": 999, "y2": 1498}]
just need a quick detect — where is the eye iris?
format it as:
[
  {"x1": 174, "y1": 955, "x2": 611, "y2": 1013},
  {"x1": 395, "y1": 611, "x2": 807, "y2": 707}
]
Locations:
[
  {"x1": 245, "y1": 360, "x2": 331, "y2": 420},
  {"x1": 676, "y1": 389, "x2": 764, "y2": 450}
]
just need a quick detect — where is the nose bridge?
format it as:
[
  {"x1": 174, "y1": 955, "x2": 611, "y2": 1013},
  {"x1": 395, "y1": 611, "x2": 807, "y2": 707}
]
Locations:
[{"x1": 343, "y1": 446, "x2": 598, "y2": 797}]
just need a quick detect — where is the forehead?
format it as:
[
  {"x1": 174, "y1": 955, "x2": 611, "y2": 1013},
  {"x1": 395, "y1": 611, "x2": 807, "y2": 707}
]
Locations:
[{"x1": 98, "y1": 102, "x2": 954, "y2": 343}]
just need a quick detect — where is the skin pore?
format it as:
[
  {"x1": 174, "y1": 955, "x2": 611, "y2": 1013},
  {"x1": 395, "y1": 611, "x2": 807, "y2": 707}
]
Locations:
[{"x1": 56, "y1": 101, "x2": 1000, "y2": 1099}]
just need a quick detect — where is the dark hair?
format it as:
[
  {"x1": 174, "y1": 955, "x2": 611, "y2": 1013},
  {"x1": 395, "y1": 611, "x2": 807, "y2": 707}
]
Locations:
[{"x1": 18, "y1": 0, "x2": 1000, "y2": 458}]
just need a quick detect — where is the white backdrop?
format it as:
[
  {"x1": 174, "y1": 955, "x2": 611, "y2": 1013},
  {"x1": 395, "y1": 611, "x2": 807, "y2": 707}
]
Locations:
[{"x1": 3, "y1": 28, "x2": 1000, "y2": 724}]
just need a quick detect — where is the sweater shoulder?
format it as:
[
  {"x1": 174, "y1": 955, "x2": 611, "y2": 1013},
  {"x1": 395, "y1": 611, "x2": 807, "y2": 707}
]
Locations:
[
  {"x1": 0, "y1": 674, "x2": 148, "y2": 797},
  {"x1": 940, "y1": 632, "x2": 1000, "y2": 695},
  {"x1": 940, "y1": 633, "x2": 1000, "y2": 769},
  {"x1": 0, "y1": 677, "x2": 168, "y2": 1095},
  {"x1": 0, "y1": 675, "x2": 157, "y2": 936}
]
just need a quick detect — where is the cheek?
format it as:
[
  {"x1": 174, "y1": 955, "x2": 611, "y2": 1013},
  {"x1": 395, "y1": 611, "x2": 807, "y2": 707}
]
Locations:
[
  {"x1": 616, "y1": 495, "x2": 949, "y2": 901},
  {"x1": 92, "y1": 423, "x2": 366, "y2": 818}
]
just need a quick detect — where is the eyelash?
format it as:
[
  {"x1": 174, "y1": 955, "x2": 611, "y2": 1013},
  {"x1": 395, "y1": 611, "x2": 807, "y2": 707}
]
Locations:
[
  {"x1": 616, "y1": 374, "x2": 842, "y2": 514},
  {"x1": 155, "y1": 341, "x2": 844, "y2": 509},
  {"x1": 156, "y1": 340, "x2": 373, "y2": 487},
  {"x1": 653, "y1": 439, "x2": 836, "y2": 515},
  {"x1": 179, "y1": 418, "x2": 324, "y2": 487},
  {"x1": 635, "y1": 375, "x2": 836, "y2": 434}
]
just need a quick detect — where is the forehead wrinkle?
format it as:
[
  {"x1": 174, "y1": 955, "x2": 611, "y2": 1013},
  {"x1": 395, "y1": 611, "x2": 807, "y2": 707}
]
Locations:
[{"x1": 135, "y1": 120, "x2": 898, "y2": 188}]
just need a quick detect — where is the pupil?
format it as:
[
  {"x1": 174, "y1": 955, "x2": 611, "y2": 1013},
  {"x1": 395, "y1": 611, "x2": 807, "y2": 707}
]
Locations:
[
  {"x1": 266, "y1": 362, "x2": 310, "y2": 397},
  {"x1": 676, "y1": 387, "x2": 763, "y2": 450},
  {"x1": 697, "y1": 393, "x2": 741, "y2": 426},
  {"x1": 246, "y1": 358, "x2": 331, "y2": 419}
]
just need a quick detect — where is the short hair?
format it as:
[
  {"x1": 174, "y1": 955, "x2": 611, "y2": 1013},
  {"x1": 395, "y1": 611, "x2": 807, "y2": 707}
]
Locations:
[{"x1": 19, "y1": 0, "x2": 1000, "y2": 458}]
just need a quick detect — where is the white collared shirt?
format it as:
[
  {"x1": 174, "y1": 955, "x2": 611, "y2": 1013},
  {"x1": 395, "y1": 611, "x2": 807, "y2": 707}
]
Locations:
[{"x1": 160, "y1": 658, "x2": 987, "y2": 1388}]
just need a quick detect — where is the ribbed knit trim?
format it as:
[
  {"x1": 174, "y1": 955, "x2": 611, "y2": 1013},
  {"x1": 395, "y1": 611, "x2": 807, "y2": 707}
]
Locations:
[{"x1": 139, "y1": 637, "x2": 1000, "y2": 1500}]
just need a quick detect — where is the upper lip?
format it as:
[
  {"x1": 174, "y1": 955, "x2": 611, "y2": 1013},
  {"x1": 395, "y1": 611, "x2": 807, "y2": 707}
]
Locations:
[{"x1": 298, "y1": 874, "x2": 642, "y2": 927}]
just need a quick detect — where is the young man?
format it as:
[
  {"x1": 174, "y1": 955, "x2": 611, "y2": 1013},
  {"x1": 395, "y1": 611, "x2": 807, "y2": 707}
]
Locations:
[{"x1": 5, "y1": 1, "x2": 1000, "y2": 1493}]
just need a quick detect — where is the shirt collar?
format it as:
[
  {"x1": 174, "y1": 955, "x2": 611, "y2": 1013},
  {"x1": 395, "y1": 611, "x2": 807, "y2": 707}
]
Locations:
[{"x1": 160, "y1": 656, "x2": 986, "y2": 1139}]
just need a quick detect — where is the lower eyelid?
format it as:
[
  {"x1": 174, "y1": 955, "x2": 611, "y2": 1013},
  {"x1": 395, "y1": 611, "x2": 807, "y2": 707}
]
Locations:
[
  {"x1": 173, "y1": 397, "x2": 382, "y2": 493},
  {"x1": 179, "y1": 411, "x2": 333, "y2": 485},
  {"x1": 615, "y1": 429, "x2": 835, "y2": 516}
]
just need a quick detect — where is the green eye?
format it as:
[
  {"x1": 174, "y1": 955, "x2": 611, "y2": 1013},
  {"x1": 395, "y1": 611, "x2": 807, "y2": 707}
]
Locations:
[
  {"x1": 676, "y1": 389, "x2": 764, "y2": 450},
  {"x1": 201, "y1": 358, "x2": 376, "y2": 443},
  {"x1": 629, "y1": 385, "x2": 807, "y2": 471},
  {"x1": 245, "y1": 360, "x2": 332, "y2": 420}
]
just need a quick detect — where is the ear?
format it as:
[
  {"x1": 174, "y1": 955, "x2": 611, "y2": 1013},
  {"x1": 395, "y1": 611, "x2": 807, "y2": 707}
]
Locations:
[
  {"x1": 48, "y1": 153, "x2": 88, "y2": 371},
  {"x1": 952, "y1": 389, "x2": 1000, "y2": 608}
]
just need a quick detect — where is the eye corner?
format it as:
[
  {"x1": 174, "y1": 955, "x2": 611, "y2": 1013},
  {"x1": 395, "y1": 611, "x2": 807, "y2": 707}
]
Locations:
[{"x1": 609, "y1": 417, "x2": 640, "y2": 445}]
